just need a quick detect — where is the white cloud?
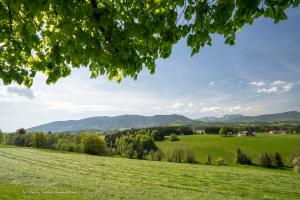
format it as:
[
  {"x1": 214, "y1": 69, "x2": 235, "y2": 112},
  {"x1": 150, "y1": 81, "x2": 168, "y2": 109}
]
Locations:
[
  {"x1": 209, "y1": 81, "x2": 215, "y2": 86},
  {"x1": 282, "y1": 83, "x2": 293, "y2": 92},
  {"x1": 168, "y1": 102, "x2": 185, "y2": 109},
  {"x1": 256, "y1": 86, "x2": 278, "y2": 94},
  {"x1": 200, "y1": 106, "x2": 221, "y2": 112},
  {"x1": 250, "y1": 81, "x2": 266, "y2": 87},
  {"x1": 271, "y1": 80, "x2": 286, "y2": 86},
  {"x1": 250, "y1": 80, "x2": 295, "y2": 94},
  {"x1": 0, "y1": 84, "x2": 34, "y2": 102}
]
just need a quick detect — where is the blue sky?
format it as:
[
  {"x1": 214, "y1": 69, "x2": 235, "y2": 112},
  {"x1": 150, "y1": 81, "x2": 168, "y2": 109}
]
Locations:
[{"x1": 1, "y1": 8, "x2": 300, "y2": 132}]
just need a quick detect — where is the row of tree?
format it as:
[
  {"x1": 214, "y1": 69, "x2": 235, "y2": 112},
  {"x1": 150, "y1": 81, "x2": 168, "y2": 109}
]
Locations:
[
  {"x1": 3, "y1": 129, "x2": 106, "y2": 156},
  {"x1": 203, "y1": 125, "x2": 300, "y2": 135},
  {"x1": 105, "y1": 126, "x2": 194, "y2": 147}
]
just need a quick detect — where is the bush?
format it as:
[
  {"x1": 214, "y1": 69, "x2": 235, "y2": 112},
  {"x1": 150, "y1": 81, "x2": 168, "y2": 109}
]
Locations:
[
  {"x1": 81, "y1": 134, "x2": 106, "y2": 155},
  {"x1": 151, "y1": 130, "x2": 164, "y2": 141},
  {"x1": 274, "y1": 152, "x2": 284, "y2": 168},
  {"x1": 168, "y1": 148, "x2": 184, "y2": 163},
  {"x1": 216, "y1": 157, "x2": 225, "y2": 165},
  {"x1": 293, "y1": 157, "x2": 300, "y2": 176},
  {"x1": 149, "y1": 149, "x2": 164, "y2": 161},
  {"x1": 294, "y1": 166, "x2": 300, "y2": 176},
  {"x1": 205, "y1": 154, "x2": 212, "y2": 165},
  {"x1": 169, "y1": 133, "x2": 178, "y2": 141},
  {"x1": 0, "y1": 130, "x2": 3, "y2": 144},
  {"x1": 184, "y1": 149, "x2": 195, "y2": 163},
  {"x1": 258, "y1": 153, "x2": 273, "y2": 168},
  {"x1": 236, "y1": 149, "x2": 252, "y2": 165}
]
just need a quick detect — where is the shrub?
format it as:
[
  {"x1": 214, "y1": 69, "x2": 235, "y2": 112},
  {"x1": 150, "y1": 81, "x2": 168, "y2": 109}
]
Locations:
[
  {"x1": 258, "y1": 153, "x2": 273, "y2": 168},
  {"x1": 149, "y1": 149, "x2": 164, "y2": 161},
  {"x1": 168, "y1": 148, "x2": 184, "y2": 163},
  {"x1": 0, "y1": 130, "x2": 3, "y2": 144},
  {"x1": 205, "y1": 154, "x2": 212, "y2": 165},
  {"x1": 216, "y1": 157, "x2": 225, "y2": 165},
  {"x1": 184, "y1": 149, "x2": 195, "y2": 163},
  {"x1": 151, "y1": 130, "x2": 164, "y2": 141},
  {"x1": 274, "y1": 152, "x2": 284, "y2": 168},
  {"x1": 81, "y1": 134, "x2": 106, "y2": 155},
  {"x1": 169, "y1": 133, "x2": 178, "y2": 141},
  {"x1": 293, "y1": 157, "x2": 300, "y2": 176},
  {"x1": 294, "y1": 166, "x2": 300, "y2": 176},
  {"x1": 236, "y1": 149, "x2": 252, "y2": 165}
]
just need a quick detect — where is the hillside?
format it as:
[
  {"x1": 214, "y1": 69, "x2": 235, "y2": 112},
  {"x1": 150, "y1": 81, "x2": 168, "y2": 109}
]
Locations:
[
  {"x1": 197, "y1": 111, "x2": 300, "y2": 123},
  {"x1": 157, "y1": 134, "x2": 300, "y2": 165},
  {"x1": 1, "y1": 146, "x2": 300, "y2": 200},
  {"x1": 27, "y1": 114, "x2": 193, "y2": 133}
]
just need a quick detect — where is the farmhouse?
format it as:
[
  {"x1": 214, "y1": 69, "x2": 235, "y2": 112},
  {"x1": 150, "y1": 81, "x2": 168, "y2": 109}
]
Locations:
[
  {"x1": 269, "y1": 130, "x2": 287, "y2": 134},
  {"x1": 238, "y1": 131, "x2": 256, "y2": 137}
]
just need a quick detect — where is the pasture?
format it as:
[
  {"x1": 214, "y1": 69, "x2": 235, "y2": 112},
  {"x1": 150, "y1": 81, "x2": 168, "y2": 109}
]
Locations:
[
  {"x1": 0, "y1": 146, "x2": 300, "y2": 199},
  {"x1": 157, "y1": 134, "x2": 300, "y2": 165}
]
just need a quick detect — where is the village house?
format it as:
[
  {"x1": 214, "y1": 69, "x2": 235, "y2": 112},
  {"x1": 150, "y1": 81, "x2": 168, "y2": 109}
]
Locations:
[{"x1": 238, "y1": 131, "x2": 256, "y2": 137}]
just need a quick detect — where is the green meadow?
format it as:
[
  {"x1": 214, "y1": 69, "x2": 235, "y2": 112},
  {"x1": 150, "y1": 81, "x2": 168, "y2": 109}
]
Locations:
[
  {"x1": 157, "y1": 134, "x2": 300, "y2": 165},
  {"x1": 1, "y1": 145, "x2": 300, "y2": 200}
]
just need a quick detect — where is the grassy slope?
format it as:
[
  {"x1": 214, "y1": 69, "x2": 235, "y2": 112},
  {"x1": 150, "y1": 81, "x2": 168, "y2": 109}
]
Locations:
[
  {"x1": 1, "y1": 146, "x2": 300, "y2": 200},
  {"x1": 157, "y1": 134, "x2": 300, "y2": 165}
]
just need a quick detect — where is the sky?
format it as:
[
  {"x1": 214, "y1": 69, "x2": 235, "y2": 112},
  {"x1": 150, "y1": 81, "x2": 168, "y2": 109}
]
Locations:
[{"x1": 1, "y1": 8, "x2": 300, "y2": 132}]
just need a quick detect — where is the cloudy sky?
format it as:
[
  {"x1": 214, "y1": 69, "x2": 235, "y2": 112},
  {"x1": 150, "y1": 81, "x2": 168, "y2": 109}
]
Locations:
[{"x1": 1, "y1": 9, "x2": 300, "y2": 132}]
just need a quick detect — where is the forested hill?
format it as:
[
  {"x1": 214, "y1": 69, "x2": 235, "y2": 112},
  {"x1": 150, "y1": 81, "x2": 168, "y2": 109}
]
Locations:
[
  {"x1": 27, "y1": 114, "x2": 193, "y2": 133},
  {"x1": 197, "y1": 111, "x2": 300, "y2": 123}
]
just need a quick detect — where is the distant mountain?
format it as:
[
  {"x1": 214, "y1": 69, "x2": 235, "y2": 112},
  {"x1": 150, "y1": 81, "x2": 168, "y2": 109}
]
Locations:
[
  {"x1": 27, "y1": 114, "x2": 193, "y2": 133},
  {"x1": 197, "y1": 111, "x2": 300, "y2": 123}
]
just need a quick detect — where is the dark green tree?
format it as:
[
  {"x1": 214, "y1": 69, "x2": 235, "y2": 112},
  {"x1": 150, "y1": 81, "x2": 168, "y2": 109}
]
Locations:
[
  {"x1": 16, "y1": 128, "x2": 26, "y2": 135},
  {"x1": 0, "y1": 129, "x2": 3, "y2": 144},
  {"x1": 258, "y1": 153, "x2": 273, "y2": 168},
  {"x1": 274, "y1": 152, "x2": 284, "y2": 168},
  {"x1": 0, "y1": 0, "x2": 298, "y2": 86},
  {"x1": 236, "y1": 148, "x2": 252, "y2": 165}
]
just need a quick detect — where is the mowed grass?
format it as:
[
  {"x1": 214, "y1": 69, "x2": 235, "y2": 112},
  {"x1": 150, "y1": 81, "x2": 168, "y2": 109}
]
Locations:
[
  {"x1": 1, "y1": 146, "x2": 300, "y2": 200},
  {"x1": 157, "y1": 134, "x2": 300, "y2": 165}
]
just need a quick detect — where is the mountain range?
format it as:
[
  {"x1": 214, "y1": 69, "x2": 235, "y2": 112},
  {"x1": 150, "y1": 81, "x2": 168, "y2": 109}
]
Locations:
[
  {"x1": 27, "y1": 114, "x2": 193, "y2": 133},
  {"x1": 27, "y1": 111, "x2": 300, "y2": 133},
  {"x1": 197, "y1": 111, "x2": 300, "y2": 123}
]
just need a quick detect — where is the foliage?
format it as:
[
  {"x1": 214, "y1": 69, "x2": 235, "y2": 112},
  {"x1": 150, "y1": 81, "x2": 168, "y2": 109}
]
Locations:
[
  {"x1": 1, "y1": 0, "x2": 298, "y2": 86},
  {"x1": 105, "y1": 126, "x2": 194, "y2": 148},
  {"x1": 148, "y1": 149, "x2": 164, "y2": 161},
  {"x1": 236, "y1": 148, "x2": 252, "y2": 165},
  {"x1": 168, "y1": 148, "x2": 185, "y2": 163},
  {"x1": 169, "y1": 133, "x2": 179, "y2": 141},
  {"x1": 81, "y1": 134, "x2": 106, "y2": 155},
  {"x1": 216, "y1": 157, "x2": 225, "y2": 165},
  {"x1": 115, "y1": 134, "x2": 158, "y2": 159},
  {"x1": 184, "y1": 149, "x2": 195, "y2": 163},
  {"x1": 274, "y1": 152, "x2": 284, "y2": 168},
  {"x1": 151, "y1": 130, "x2": 165, "y2": 141},
  {"x1": 0, "y1": 129, "x2": 3, "y2": 144},
  {"x1": 205, "y1": 154, "x2": 212, "y2": 165},
  {"x1": 219, "y1": 127, "x2": 236, "y2": 137},
  {"x1": 204, "y1": 127, "x2": 221, "y2": 134},
  {"x1": 16, "y1": 128, "x2": 26, "y2": 135},
  {"x1": 293, "y1": 157, "x2": 300, "y2": 176},
  {"x1": 258, "y1": 153, "x2": 273, "y2": 168},
  {"x1": 168, "y1": 148, "x2": 195, "y2": 163}
]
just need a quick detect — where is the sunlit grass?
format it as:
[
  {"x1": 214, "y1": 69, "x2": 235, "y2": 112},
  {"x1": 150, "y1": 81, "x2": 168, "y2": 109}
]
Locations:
[
  {"x1": 0, "y1": 146, "x2": 300, "y2": 199},
  {"x1": 157, "y1": 134, "x2": 300, "y2": 165}
]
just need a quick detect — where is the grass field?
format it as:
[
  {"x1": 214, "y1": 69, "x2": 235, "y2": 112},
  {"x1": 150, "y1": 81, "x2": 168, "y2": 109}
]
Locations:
[
  {"x1": 157, "y1": 134, "x2": 300, "y2": 165},
  {"x1": 1, "y1": 146, "x2": 300, "y2": 199}
]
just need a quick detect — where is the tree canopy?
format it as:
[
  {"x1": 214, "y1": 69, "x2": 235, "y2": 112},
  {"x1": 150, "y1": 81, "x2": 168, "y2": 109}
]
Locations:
[{"x1": 0, "y1": 0, "x2": 299, "y2": 87}]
